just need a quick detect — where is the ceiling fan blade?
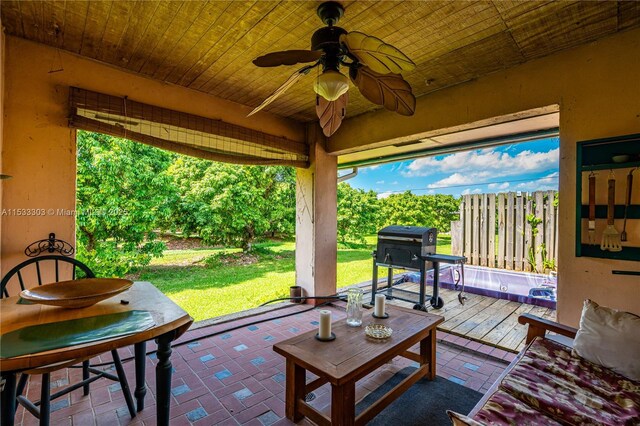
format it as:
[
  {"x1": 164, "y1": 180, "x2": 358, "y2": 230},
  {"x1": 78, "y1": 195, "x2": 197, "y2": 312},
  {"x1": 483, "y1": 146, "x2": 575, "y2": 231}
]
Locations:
[
  {"x1": 350, "y1": 66, "x2": 415, "y2": 116},
  {"x1": 248, "y1": 64, "x2": 318, "y2": 117},
  {"x1": 315, "y1": 93, "x2": 349, "y2": 137},
  {"x1": 341, "y1": 31, "x2": 415, "y2": 75},
  {"x1": 253, "y1": 50, "x2": 323, "y2": 67}
]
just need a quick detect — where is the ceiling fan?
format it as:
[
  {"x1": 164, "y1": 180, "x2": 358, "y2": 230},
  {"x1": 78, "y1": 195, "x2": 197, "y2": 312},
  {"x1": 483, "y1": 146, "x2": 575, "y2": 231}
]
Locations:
[{"x1": 248, "y1": 1, "x2": 416, "y2": 137}]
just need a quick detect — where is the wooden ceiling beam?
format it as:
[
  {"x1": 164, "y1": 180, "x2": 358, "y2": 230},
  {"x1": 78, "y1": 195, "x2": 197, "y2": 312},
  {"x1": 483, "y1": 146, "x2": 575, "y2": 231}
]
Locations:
[{"x1": 326, "y1": 62, "x2": 563, "y2": 156}]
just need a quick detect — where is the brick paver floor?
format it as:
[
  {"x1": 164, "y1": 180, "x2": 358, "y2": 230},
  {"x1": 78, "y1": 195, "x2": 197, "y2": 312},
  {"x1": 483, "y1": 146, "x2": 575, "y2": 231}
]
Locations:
[{"x1": 13, "y1": 303, "x2": 511, "y2": 425}]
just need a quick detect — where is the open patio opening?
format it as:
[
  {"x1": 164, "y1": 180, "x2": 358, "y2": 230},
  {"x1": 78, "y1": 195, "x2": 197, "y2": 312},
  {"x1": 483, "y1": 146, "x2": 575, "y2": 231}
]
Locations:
[
  {"x1": 335, "y1": 124, "x2": 560, "y2": 353},
  {"x1": 70, "y1": 91, "x2": 561, "y2": 356}
]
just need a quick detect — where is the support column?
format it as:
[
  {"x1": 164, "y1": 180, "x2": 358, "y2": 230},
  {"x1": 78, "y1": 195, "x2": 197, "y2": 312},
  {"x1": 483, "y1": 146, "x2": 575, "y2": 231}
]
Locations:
[{"x1": 295, "y1": 125, "x2": 337, "y2": 303}]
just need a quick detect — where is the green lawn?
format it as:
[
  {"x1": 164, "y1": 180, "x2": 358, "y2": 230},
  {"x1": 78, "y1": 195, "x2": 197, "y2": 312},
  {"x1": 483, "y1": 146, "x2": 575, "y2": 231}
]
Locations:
[{"x1": 139, "y1": 235, "x2": 451, "y2": 321}]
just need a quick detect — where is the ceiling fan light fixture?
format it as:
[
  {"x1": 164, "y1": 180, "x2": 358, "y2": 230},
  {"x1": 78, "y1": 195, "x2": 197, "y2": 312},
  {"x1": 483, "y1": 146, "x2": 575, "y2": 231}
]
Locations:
[{"x1": 314, "y1": 69, "x2": 349, "y2": 101}]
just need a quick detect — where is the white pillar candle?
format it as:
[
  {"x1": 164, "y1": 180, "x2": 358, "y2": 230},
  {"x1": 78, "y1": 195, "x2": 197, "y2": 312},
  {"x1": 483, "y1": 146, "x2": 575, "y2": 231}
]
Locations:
[
  {"x1": 374, "y1": 294, "x2": 386, "y2": 317},
  {"x1": 318, "y1": 310, "x2": 332, "y2": 339}
]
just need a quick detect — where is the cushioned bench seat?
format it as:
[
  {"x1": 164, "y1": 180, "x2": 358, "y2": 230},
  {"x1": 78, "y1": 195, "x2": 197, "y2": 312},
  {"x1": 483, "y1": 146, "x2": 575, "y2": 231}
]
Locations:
[{"x1": 472, "y1": 337, "x2": 640, "y2": 426}]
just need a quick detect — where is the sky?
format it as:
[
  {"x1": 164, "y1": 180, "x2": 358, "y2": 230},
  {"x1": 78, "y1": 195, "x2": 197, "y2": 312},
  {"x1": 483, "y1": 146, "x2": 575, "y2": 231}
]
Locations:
[{"x1": 344, "y1": 137, "x2": 559, "y2": 198}]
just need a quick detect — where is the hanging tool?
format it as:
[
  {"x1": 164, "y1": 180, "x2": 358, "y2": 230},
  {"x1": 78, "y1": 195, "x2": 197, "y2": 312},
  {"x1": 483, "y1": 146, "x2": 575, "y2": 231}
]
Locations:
[
  {"x1": 588, "y1": 172, "x2": 596, "y2": 244},
  {"x1": 601, "y1": 171, "x2": 622, "y2": 252},
  {"x1": 621, "y1": 168, "x2": 635, "y2": 241},
  {"x1": 456, "y1": 264, "x2": 467, "y2": 305}
]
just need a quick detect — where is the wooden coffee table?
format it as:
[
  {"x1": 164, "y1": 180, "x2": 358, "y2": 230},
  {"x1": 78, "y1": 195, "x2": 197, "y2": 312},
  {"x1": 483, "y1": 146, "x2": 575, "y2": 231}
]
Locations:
[{"x1": 273, "y1": 304, "x2": 443, "y2": 425}]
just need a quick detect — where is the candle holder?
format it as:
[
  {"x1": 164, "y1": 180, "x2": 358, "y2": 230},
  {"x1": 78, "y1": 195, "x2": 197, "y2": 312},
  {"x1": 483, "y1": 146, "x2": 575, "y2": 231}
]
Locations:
[
  {"x1": 315, "y1": 332, "x2": 336, "y2": 342},
  {"x1": 372, "y1": 312, "x2": 389, "y2": 319}
]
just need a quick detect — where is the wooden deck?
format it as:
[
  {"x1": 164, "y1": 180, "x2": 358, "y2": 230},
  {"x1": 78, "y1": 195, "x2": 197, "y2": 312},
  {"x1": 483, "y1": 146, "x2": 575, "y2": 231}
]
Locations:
[{"x1": 366, "y1": 282, "x2": 556, "y2": 353}]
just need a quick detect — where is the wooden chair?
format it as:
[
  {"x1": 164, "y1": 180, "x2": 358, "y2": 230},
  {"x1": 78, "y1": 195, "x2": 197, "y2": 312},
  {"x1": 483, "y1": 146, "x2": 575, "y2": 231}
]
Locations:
[{"x1": 0, "y1": 255, "x2": 136, "y2": 425}]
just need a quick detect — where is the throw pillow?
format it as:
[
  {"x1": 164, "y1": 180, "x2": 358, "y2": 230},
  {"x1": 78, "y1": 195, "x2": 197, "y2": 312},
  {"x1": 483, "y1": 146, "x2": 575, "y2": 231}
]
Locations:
[{"x1": 572, "y1": 299, "x2": 640, "y2": 381}]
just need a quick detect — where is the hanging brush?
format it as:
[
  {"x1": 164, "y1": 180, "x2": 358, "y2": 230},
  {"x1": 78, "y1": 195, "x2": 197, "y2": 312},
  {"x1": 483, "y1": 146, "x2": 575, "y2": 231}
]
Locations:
[
  {"x1": 621, "y1": 169, "x2": 634, "y2": 242},
  {"x1": 600, "y1": 171, "x2": 622, "y2": 252},
  {"x1": 588, "y1": 172, "x2": 596, "y2": 244}
]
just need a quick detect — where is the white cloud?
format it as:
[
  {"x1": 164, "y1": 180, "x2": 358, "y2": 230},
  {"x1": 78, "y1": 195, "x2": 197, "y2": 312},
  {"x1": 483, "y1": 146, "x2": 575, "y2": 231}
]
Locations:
[
  {"x1": 368, "y1": 165, "x2": 381, "y2": 170},
  {"x1": 391, "y1": 181, "x2": 399, "y2": 185},
  {"x1": 461, "y1": 188, "x2": 482, "y2": 195},
  {"x1": 403, "y1": 148, "x2": 559, "y2": 178},
  {"x1": 377, "y1": 191, "x2": 393, "y2": 199},
  {"x1": 402, "y1": 147, "x2": 558, "y2": 194},
  {"x1": 403, "y1": 157, "x2": 440, "y2": 176},
  {"x1": 427, "y1": 173, "x2": 475, "y2": 188},
  {"x1": 376, "y1": 180, "x2": 385, "y2": 184},
  {"x1": 514, "y1": 174, "x2": 559, "y2": 192}
]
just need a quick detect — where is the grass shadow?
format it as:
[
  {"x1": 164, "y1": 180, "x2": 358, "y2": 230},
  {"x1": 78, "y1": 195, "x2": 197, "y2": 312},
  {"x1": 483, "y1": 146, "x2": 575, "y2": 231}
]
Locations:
[{"x1": 140, "y1": 248, "x2": 296, "y2": 295}]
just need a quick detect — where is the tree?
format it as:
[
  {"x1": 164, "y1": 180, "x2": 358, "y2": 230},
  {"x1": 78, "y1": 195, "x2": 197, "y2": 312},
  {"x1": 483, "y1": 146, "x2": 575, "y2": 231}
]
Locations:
[
  {"x1": 378, "y1": 192, "x2": 459, "y2": 233},
  {"x1": 168, "y1": 158, "x2": 296, "y2": 251},
  {"x1": 76, "y1": 131, "x2": 177, "y2": 277},
  {"x1": 337, "y1": 183, "x2": 379, "y2": 243},
  {"x1": 265, "y1": 167, "x2": 296, "y2": 238}
]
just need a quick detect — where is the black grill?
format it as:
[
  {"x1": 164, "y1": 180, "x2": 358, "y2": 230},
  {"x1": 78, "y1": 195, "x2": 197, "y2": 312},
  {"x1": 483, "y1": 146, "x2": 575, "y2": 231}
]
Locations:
[
  {"x1": 371, "y1": 225, "x2": 451, "y2": 311},
  {"x1": 371, "y1": 226, "x2": 466, "y2": 311},
  {"x1": 375, "y1": 226, "x2": 437, "y2": 269}
]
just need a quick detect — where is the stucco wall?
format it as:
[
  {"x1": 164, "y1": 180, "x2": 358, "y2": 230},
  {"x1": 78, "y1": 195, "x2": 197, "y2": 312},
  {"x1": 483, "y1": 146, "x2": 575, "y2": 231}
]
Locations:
[
  {"x1": 330, "y1": 28, "x2": 640, "y2": 326},
  {"x1": 1, "y1": 36, "x2": 304, "y2": 294}
]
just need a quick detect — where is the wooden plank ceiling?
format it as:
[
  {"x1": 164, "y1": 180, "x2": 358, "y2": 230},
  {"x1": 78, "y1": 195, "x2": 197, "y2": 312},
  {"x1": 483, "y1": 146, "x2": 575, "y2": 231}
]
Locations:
[{"x1": 2, "y1": 1, "x2": 639, "y2": 122}]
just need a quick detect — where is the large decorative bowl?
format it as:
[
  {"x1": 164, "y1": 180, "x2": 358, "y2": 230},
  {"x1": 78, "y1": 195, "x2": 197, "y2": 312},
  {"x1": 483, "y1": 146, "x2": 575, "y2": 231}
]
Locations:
[{"x1": 20, "y1": 278, "x2": 133, "y2": 309}]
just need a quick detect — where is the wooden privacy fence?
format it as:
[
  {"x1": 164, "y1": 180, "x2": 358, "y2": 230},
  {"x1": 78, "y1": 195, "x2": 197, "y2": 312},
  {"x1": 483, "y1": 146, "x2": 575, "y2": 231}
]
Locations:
[{"x1": 451, "y1": 191, "x2": 558, "y2": 272}]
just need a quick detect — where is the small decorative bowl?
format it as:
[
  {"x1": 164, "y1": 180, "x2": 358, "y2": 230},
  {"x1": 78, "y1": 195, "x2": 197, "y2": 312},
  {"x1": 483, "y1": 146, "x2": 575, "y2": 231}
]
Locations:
[{"x1": 365, "y1": 323, "x2": 393, "y2": 339}]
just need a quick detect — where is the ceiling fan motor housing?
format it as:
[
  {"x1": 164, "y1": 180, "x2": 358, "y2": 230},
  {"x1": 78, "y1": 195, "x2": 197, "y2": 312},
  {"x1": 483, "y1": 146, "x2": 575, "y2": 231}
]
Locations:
[
  {"x1": 311, "y1": 26, "x2": 347, "y2": 51},
  {"x1": 311, "y1": 26, "x2": 347, "y2": 71}
]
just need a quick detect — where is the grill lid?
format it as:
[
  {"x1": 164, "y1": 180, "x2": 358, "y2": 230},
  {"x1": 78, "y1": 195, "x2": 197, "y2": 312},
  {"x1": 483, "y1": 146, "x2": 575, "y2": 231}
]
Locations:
[{"x1": 378, "y1": 225, "x2": 435, "y2": 240}]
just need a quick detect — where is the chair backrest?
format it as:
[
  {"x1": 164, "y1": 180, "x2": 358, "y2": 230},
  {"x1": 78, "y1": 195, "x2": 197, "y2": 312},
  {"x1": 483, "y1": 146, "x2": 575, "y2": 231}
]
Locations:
[{"x1": 1, "y1": 255, "x2": 95, "y2": 298}]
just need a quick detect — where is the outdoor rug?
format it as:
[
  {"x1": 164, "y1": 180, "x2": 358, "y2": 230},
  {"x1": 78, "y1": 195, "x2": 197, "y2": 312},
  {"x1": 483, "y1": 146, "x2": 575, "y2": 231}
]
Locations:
[{"x1": 355, "y1": 367, "x2": 483, "y2": 425}]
